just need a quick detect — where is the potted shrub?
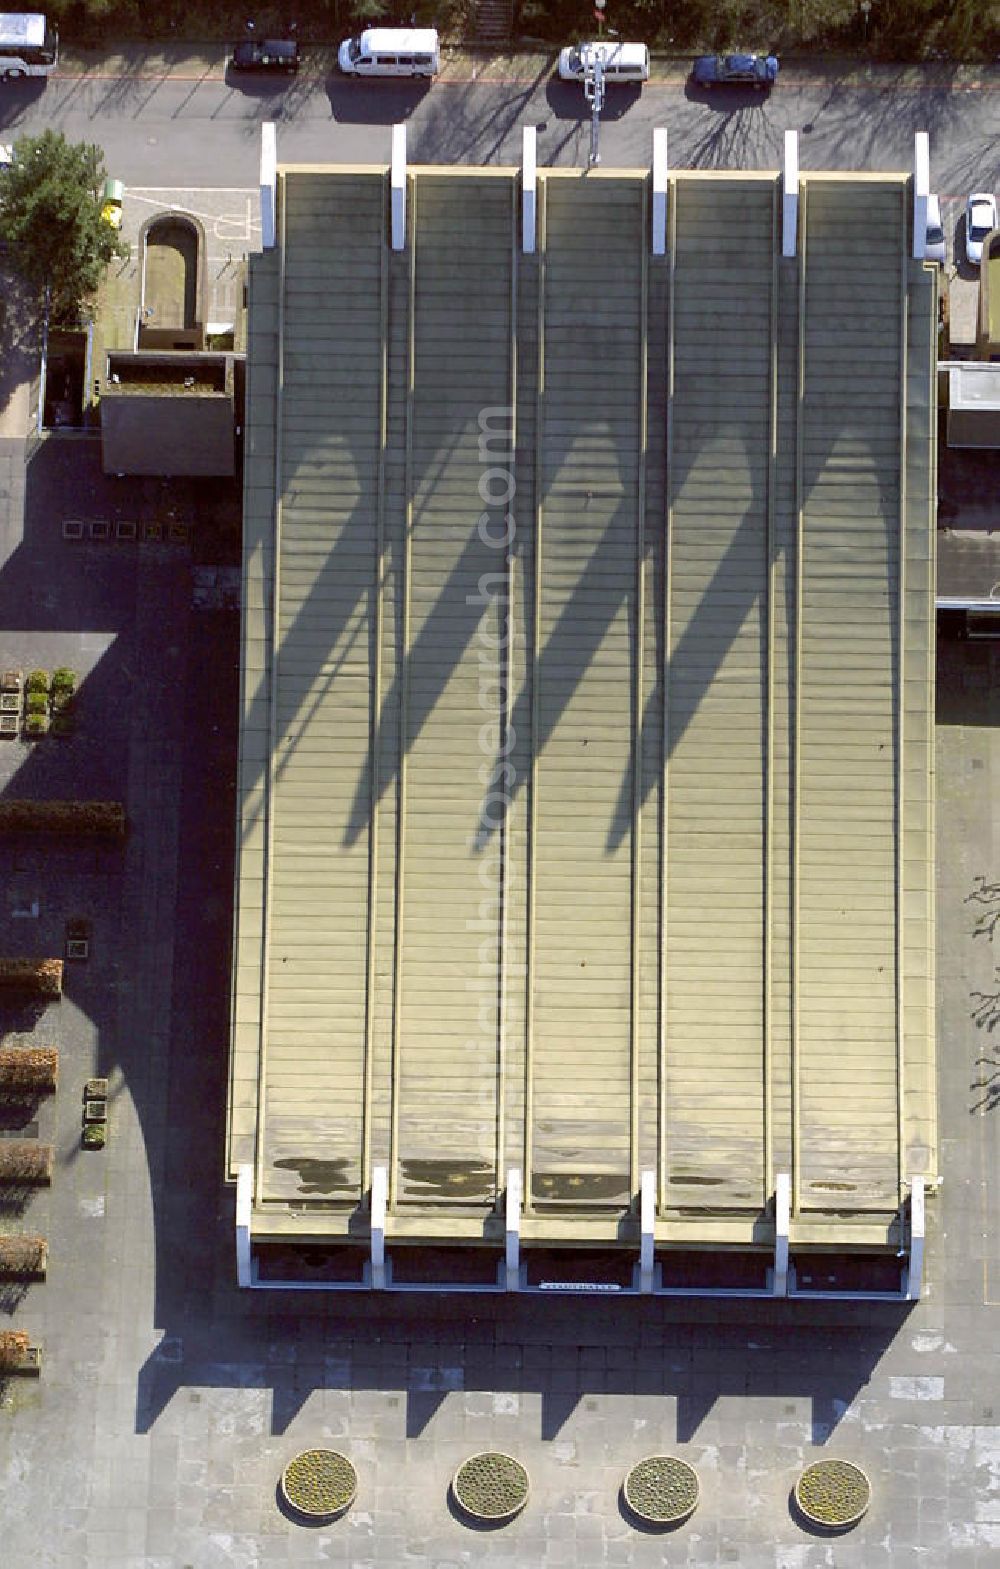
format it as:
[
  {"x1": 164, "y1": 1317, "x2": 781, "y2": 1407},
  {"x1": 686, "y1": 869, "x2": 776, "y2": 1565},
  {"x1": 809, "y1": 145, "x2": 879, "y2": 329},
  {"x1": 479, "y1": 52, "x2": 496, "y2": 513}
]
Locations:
[
  {"x1": 82, "y1": 1123, "x2": 106, "y2": 1150},
  {"x1": 24, "y1": 670, "x2": 49, "y2": 695},
  {"x1": 794, "y1": 1460, "x2": 871, "y2": 1529},
  {"x1": 0, "y1": 1045, "x2": 59, "y2": 1094},
  {"x1": 0, "y1": 801, "x2": 126, "y2": 839},
  {"x1": 0, "y1": 958, "x2": 63, "y2": 996},
  {"x1": 24, "y1": 713, "x2": 48, "y2": 738},
  {"x1": 0, "y1": 1330, "x2": 29, "y2": 1371},
  {"x1": 623, "y1": 1456, "x2": 700, "y2": 1526},
  {"x1": 0, "y1": 1143, "x2": 53, "y2": 1184},
  {"x1": 50, "y1": 671, "x2": 76, "y2": 719},
  {"x1": 279, "y1": 1450, "x2": 357, "y2": 1520},
  {"x1": 451, "y1": 1453, "x2": 529, "y2": 1523},
  {"x1": 0, "y1": 1236, "x2": 47, "y2": 1277}
]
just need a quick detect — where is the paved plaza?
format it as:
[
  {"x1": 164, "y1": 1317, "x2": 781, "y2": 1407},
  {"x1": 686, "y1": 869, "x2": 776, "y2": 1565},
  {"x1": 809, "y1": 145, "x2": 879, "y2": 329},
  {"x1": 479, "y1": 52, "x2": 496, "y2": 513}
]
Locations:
[{"x1": 0, "y1": 439, "x2": 998, "y2": 1565}]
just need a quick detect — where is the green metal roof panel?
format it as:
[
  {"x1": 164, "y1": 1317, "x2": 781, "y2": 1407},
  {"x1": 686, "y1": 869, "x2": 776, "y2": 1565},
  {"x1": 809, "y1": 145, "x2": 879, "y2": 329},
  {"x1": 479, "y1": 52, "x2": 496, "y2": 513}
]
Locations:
[{"x1": 231, "y1": 164, "x2": 937, "y2": 1251}]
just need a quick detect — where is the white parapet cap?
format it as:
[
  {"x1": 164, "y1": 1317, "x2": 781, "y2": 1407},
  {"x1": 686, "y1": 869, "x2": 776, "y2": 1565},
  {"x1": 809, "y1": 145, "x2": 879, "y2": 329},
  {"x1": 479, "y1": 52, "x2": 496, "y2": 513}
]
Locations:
[
  {"x1": 913, "y1": 131, "x2": 929, "y2": 260},
  {"x1": 782, "y1": 129, "x2": 799, "y2": 259},
  {"x1": 522, "y1": 126, "x2": 537, "y2": 255},
  {"x1": 652, "y1": 128, "x2": 668, "y2": 256},
  {"x1": 391, "y1": 123, "x2": 406, "y2": 253},
  {"x1": 260, "y1": 122, "x2": 277, "y2": 251}
]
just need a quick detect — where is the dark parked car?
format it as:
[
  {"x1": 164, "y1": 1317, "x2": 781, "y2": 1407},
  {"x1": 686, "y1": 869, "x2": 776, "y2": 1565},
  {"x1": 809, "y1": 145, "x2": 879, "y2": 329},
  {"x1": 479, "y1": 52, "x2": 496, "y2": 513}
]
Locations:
[
  {"x1": 230, "y1": 38, "x2": 300, "y2": 73},
  {"x1": 691, "y1": 52, "x2": 779, "y2": 89}
]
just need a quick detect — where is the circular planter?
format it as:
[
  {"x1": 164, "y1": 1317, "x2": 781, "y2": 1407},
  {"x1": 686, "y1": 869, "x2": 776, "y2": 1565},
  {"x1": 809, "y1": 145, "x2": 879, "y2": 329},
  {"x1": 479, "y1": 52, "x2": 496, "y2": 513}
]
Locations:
[
  {"x1": 452, "y1": 1452, "x2": 529, "y2": 1523},
  {"x1": 794, "y1": 1460, "x2": 870, "y2": 1530},
  {"x1": 279, "y1": 1449, "x2": 357, "y2": 1521},
  {"x1": 623, "y1": 1456, "x2": 700, "y2": 1526}
]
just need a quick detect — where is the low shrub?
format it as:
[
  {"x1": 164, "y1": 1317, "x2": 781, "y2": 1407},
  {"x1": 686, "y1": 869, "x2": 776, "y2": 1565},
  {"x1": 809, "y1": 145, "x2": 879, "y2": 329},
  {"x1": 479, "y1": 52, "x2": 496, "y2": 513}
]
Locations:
[
  {"x1": 0, "y1": 1329, "x2": 29, "y2": 1370},
  {"x1": 50, "y1": 668, "x2": 76, "y2": 694},
  {"x1": 25, "y1": 670, "x2": 49, "y2": 694},
  {"x1": 0, "y1": 1046, "x2": 58, "y2": 1093},
  {"x1": 0, "y1": 959, "x2": 63, "y2": 997},
  {"x1": 0, "y1": 1143, "x2": 53, "y2": 1184},
  {"x1": 0, "y1": 802, "x2": 126, "y2": 839},
  {"x1": 0, "y1": 1235, "x2": 47, "y2": 1276}
]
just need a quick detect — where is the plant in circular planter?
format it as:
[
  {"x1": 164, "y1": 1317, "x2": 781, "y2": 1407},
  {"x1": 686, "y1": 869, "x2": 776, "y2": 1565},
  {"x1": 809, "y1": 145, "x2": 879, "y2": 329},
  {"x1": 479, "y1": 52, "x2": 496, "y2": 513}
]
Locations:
[
  {"x1": 452, "y1": 1452, "x2": 529, "y2": 1523},
  {"x1": 279, "y1": 1449, "x2": 357, "y2": 1520},
  {"x1": 623, "y1": 1455, "x2": 700, "y2": 1526},
  {"x1": 794, "y1": 1460, "x2": 871, "y2": 1529}
]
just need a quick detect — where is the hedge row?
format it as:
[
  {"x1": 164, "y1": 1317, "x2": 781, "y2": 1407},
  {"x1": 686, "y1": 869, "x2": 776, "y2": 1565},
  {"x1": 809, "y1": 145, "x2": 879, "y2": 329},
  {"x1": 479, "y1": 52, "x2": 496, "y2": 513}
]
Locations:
[
  {"x1": 0, "y1": 960, "x2": 63, "y2": 997},
  {"x1": 0, "y1": 1047, "x2": 59, "y2": 1092},
  {"x1": 0, "y1": 1330, "x2": 29, "y2": 1371},
  {"x1": 0, "y1": 1236, "x2": 47, "y2": 1275},
  {"x1": 0, "y1": 1144, "x2": 53, "y2": 1184},
  {"x1": 0, "y1": 801, "x2": 126, "y2": 839}
]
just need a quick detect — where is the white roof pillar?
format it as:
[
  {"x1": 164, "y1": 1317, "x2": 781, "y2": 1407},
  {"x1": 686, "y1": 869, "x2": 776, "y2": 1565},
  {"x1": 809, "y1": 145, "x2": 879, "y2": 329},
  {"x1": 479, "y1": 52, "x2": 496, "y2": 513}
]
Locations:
[
  {"x1": 505, "y1": 1168, "x2": 522, "y2": 1290},
  {"x1": 370, "y1": 1164, "x2": 388, "y2": 1288},
  {"x1": 773, "y1": 1172, "x2": 791, "y2": 1295},
  {"x1": 236, "y1": 1163, "x2": 254, "y2": 1287},
  {"x1": 522, "y1": 127, "x2": 537, "y2": 255},
  {"x1": 782, "y1": 130, "x2": 799, "y2": 259},
  {"x1": 639, "y1": 1168, "x2": 656, "y2": 1292},
  {"x1": 652, "y1": 128, "x2": 668, "y2": 256},
  {"x1": 260, "y1": 122, "x2": 276, "y2": 251},
  {"x1": 391, "y1": 124, "x2": 407, "y2": 253},
  {"x1": 913, "y1": 132, "x2": 929, "y2": 259},
  {"x1": 905, "y1": 1176, "x2": 926, "y2": 1300}
]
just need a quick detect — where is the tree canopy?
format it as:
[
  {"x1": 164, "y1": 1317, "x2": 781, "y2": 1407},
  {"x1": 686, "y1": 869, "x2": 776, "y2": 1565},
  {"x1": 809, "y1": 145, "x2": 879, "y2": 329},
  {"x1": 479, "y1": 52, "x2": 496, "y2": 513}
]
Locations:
[{"x1": 0, "y1": 130, "x2": 128, "y2": 324}]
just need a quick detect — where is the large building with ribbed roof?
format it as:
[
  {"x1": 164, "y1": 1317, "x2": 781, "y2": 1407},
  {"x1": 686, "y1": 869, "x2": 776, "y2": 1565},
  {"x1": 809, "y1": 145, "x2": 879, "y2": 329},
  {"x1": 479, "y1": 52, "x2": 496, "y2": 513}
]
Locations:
[{"x1": 227, "y1": 130, "x2": 937, "y2": 1298}]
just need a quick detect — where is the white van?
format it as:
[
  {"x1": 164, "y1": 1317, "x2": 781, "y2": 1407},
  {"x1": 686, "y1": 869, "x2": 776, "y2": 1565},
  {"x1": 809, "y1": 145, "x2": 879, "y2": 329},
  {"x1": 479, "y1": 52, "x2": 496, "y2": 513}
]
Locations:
[
  {"x1": 338, "y1": 27, "x2": 439, "y2": 78},
  {"x1": 558, "y1": 41, "x2": 649, "y2": 84}
]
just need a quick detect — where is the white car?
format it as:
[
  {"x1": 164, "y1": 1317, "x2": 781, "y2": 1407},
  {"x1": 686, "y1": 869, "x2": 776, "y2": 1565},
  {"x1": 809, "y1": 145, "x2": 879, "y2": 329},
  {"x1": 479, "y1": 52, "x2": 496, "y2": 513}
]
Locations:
[
  {"x1": 924, "y1": 193, "x2": 946, "y2": 265},
  {"x1": 965, "y1": 192, "x2": 997, "y2": 266},
  {"x1": 557, "y1": 41, "x2": 649, "y2": 84}
]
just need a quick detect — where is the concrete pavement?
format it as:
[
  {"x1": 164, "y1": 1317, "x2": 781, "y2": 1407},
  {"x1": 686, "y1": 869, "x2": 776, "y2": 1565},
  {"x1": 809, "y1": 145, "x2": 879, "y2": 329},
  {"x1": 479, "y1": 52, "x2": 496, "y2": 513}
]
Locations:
[{"x1": 0, "y1": 448, "x2": 998, "y2": 1568}]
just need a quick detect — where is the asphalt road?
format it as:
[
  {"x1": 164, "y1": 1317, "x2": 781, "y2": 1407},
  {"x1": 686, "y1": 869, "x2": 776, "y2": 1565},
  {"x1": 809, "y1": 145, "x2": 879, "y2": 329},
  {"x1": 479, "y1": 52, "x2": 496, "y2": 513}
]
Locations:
[{"x1": 0, "y1": 65, "x2": 998, "y2": 194}]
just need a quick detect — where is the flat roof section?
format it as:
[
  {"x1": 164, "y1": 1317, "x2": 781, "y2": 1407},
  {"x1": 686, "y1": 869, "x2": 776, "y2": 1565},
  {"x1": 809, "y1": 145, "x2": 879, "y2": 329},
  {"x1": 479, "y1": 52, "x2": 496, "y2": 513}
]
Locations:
[{"x1": 230, "y1": 162, "x2": 937, "y2": 1263}]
